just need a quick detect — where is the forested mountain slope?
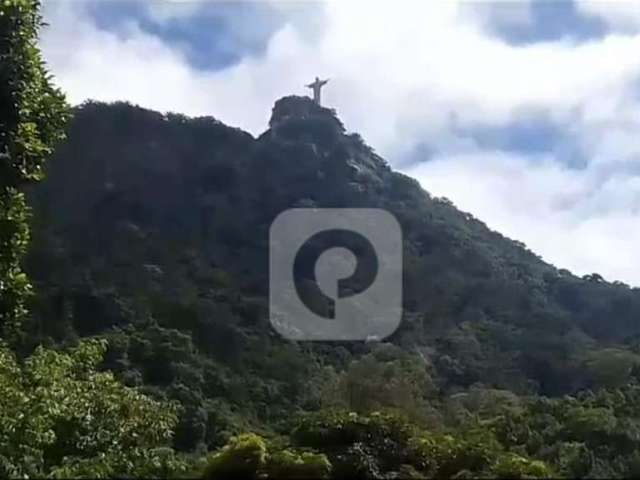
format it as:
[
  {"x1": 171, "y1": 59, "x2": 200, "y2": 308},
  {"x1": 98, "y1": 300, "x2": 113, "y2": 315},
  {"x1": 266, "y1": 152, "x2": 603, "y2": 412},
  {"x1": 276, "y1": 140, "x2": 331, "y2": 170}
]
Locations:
[{"x1": 22, "y1": 96, "x2": 640, "y2": 470}]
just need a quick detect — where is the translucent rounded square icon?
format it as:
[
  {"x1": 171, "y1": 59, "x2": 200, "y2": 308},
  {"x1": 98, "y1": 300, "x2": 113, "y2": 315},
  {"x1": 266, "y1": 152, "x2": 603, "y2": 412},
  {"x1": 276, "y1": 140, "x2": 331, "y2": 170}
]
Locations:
[{"x1": 269, "y1": 208, "x2": 402, "y2": 341}]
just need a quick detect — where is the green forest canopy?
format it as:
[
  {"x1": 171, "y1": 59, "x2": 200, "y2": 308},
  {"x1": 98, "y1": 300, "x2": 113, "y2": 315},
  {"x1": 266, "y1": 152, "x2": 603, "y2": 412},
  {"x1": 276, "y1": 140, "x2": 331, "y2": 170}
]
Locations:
[{"x1": 3, "y1": 1, "x2": 640, "y2": 478}]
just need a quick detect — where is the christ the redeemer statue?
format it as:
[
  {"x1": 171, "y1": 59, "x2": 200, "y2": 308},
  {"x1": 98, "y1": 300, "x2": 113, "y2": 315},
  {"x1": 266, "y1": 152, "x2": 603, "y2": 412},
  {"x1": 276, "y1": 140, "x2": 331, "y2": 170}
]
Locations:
[{"x1": 306, "y1": 77, "x2": 329, "y2": 105}]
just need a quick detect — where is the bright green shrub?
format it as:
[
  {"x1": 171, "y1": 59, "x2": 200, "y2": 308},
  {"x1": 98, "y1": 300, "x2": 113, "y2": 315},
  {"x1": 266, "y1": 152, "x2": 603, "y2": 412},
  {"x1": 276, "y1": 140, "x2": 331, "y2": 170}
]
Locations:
[
  {"x1": 265, "y1": 449, "x2": 331, "y2": 479},
  {"x1": 491, "y1": 453, "x2": 554, "y2": 478},
  {"x1": 202, "y1": 433, "x2": 267, "y2": 479}
]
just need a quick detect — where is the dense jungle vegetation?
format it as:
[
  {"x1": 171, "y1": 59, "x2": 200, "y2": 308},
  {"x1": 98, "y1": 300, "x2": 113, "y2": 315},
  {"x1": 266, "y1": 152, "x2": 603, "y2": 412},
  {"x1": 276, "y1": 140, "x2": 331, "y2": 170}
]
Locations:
[{"x1": 5, "y1": 1, "x2": 640, "y2": 477}]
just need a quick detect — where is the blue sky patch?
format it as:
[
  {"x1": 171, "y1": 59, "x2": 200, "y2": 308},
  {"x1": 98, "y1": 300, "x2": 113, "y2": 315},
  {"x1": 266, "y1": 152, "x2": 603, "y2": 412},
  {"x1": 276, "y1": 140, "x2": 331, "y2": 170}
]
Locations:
[
  {"x1": 85, "y1": 0, "x2": 323, "y2": 70},
  {"x1": 482, "y1": 0, "x2": 608, "y2": 45}
]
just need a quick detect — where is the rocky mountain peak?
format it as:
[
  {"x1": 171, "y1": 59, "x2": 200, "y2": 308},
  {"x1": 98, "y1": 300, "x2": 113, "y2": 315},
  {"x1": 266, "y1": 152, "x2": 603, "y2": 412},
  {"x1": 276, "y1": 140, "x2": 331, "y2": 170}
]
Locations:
[{"x1": 268, "y1": 95, "x2": 345, "y2": 132}]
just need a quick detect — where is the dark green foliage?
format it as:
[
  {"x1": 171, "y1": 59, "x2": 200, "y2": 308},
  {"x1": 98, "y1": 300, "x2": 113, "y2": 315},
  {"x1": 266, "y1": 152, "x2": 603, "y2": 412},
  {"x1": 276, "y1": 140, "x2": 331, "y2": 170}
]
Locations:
[
  {"x1": 27, "y1": 97, "x2": 640, "y2": 410},
  {"x1": 486, "y1": 383, "x2": 640, "y2": 477},
  {"x1": 16, "y1": 80, "x2": 640, "y2": 476},
  {"x1": 0, "y1": 4, "x2": 191, "y2": 478},
  {"x1": 0, "y1": 0, "x2": 68, "y2": 337},
  {"x1": 317, "y1": 345, "x2": 437, "y2": 424},
  {"x1": 203, "y1": 411, "x2": 552, "y2": 479}
]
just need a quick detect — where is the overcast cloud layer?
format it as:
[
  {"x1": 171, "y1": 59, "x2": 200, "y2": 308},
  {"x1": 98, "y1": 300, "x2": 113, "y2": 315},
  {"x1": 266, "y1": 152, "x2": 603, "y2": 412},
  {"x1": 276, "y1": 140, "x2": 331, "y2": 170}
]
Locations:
[{"x1": 41, "y1": 0, "x2": 640, "y2": 285}]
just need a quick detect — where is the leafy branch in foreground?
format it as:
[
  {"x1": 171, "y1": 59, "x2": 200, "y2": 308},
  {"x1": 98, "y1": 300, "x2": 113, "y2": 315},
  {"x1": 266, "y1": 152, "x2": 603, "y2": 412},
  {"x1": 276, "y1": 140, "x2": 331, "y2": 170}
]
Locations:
[
  {"x1": 0, "y1": 339, "x2": 186, "y2": 478},
  {"x1": 0, "y1": 0, "x2": 68, "y2": 338}
]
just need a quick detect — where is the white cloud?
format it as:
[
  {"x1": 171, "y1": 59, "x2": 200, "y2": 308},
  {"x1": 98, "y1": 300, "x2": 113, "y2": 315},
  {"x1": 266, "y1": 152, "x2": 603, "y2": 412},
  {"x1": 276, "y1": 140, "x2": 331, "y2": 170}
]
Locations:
[
  {"x1": 39, "y1": 0, "x2": 640, "y2": 285},
  {"x1": 405, "y1": 153, "x2": 640, "y2": 283}
]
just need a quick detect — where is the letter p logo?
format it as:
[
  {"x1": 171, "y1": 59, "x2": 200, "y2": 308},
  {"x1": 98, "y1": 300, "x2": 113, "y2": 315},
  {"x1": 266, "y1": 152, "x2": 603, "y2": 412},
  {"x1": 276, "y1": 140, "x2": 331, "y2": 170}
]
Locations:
[{"x1": 270, "y1": 208, "x2": 402, "y2": 341}]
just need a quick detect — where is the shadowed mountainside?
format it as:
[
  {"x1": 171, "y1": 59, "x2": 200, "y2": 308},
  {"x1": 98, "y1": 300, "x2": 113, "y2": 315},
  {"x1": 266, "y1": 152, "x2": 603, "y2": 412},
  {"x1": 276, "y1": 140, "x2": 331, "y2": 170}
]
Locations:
[{"x1": 23, "y1": 96, "x2": 640, "y2": 452}]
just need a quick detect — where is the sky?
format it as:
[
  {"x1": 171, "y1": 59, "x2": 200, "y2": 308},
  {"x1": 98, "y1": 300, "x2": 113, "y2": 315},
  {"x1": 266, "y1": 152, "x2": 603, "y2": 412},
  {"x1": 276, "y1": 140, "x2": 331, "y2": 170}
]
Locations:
[{"x1": 40, "y1": 0, "x2": 640, "y2": 285}]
